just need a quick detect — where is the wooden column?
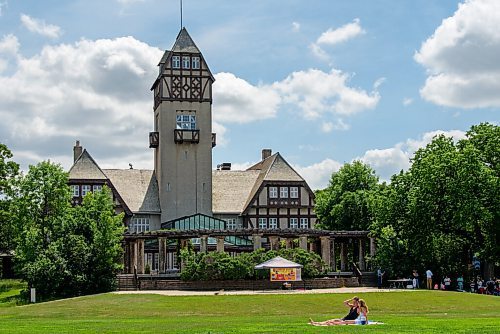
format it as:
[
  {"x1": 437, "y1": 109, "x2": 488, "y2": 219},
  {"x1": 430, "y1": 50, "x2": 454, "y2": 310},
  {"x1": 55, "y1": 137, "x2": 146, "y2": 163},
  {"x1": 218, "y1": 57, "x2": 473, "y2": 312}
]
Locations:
[
  {"x1": 252, "y1": 234, "x2": 262, "y2": 251},
  {"x1": 136, "y1": 239, "x2": 145, "y2": 274},
  {"x1": 216, "y1": 236, "x2": 225, "y2": 252},
  {"x1": 269, "y1": 236, "x2": 279, "y2": 250},
  {"x1": 332, "y1": 238, "x2": 336, "y2": 272},
  {"x1": 358, "y1": 239, "x2": 366, "y2": 271},
  {"x1": 130, "y1": 240, "x2": 137, "y2": 274},
  {"x1": 299, "y1": 235, "x2": 308, "y2": 250},
  {"x1": 158, "y1": 237, "x2": 166, "y2": 274},
  {"x1": 340, "y1": 242, "x2": 347, "y2": 271},
  {"x1": 200, "y1": 235, "x2": 209, "y2": 253},
  {"x1": 123, "y1": 241, "x2": 130, "y2": 274},
  {"x1": 320, "y1": 236, "x2": 331, "y2": 271}
]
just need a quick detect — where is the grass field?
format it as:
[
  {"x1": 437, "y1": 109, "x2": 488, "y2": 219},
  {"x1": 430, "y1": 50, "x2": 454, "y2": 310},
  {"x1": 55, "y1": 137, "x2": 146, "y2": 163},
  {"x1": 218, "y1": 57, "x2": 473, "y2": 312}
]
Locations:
[{"x1": 0, "y1": 285, "x2": 499, "y2": 333}]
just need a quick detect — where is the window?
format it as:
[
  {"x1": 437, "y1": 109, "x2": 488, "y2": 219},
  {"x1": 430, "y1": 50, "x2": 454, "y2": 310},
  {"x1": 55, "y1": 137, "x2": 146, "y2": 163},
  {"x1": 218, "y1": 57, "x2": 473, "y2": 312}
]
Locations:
[
  {"x1": 290, "y1": 187, "x2": 299, "y2": 198},
  {"x1": 172, "y1": 55, "x2": 180, "y2": 68},
  {"x1": 280, "y1": 187, "x2": 288, "y2": 198},
  {"x1": 269, "y1": 186, "x2": 278, "y2": 198},
  {"x1": 182, "y1": 56, "x2": 190, "y2": 69},
  {"x1": 258, "y1": 218, "x2": 267, "y2": 229},
  {"x1": 82, "y1": 185, "x2": 91, "y2": 197},
  {"x1": 176, "y1": 114, "x2": 196, "y2": 130},
  {"x1": 226, "y1": 218, "x2": 236, "y2": 230},
  {"x1": 71, "y1": 185, "x2": 79, "y2": 197},
  {"x1": 130, "y1": 217, "x2": 150, "y2": 233},
  {"x1": 300, "y1": 218, "x2": 309, "y2": 229},
  {"x1": 289, "y1": 218, "x2": 298, "y2": 229},
  {"x1": 93, "y1": 185, "x2": 102, "y2": 192},
  {"x1": 269, "y1": 218, "x2": 278, "y2": 229},
  {"x1": 192, "y1": 56, "x2": 200, "y2": 69}
]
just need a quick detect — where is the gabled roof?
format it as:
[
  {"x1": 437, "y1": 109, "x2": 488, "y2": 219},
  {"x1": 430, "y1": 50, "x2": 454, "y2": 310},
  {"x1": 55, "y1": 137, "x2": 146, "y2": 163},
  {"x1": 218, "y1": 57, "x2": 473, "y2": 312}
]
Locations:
[
  {"x1": 68, "y1": 149, "x2": 107, "y2": 180},
  {"x1": 242, "y1": 153, "x2": 305, "y2": 211},
  {"x1": 171, "y1": 28, "x2": 201, "y2": 53},
  {"x1": 212, "y1": 170, "x2": 260, "y2": 214},
  {"x1": 103, "y1": 169, "x2": 160, "y2": 214}
]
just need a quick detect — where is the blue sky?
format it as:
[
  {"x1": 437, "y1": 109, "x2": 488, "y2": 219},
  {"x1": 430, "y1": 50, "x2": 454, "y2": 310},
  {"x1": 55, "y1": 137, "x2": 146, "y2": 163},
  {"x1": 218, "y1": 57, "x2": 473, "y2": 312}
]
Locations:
[{"x1": 0, "y1": 0, "x2": 498, "y2": 189}]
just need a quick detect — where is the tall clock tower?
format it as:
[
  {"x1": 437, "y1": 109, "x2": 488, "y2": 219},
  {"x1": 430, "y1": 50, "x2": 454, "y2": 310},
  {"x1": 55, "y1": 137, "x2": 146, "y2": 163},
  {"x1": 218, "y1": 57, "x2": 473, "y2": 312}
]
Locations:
[{"x1": 150, "y1": 28, "x2": 215, "y2": 223}]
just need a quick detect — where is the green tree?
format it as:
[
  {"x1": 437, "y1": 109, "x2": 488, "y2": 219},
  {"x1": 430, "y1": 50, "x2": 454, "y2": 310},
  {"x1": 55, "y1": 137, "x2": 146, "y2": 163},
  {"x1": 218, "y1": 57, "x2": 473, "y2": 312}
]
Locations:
[
  {"x1": 315, "y1": 161, "x2": 379, "y2": 230},
  {"x1": 13, "y1": 161, "x2": 124, "y2": 299},
  {"x1": 371, "y1": 133, "x2": 497, "y2": 279},
  {"x1": 74, "y1": 187, "x2": 124, "y2": 293},
  {"x1": 0, "y1": 143, "x2": 19, "y2": 253}
]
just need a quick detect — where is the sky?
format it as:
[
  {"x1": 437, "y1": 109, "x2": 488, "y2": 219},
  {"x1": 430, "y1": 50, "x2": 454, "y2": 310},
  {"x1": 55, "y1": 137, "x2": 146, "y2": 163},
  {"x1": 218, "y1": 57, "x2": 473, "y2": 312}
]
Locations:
[{"x1": 0, "y1": 0, "x2": 498, "y2": 190}]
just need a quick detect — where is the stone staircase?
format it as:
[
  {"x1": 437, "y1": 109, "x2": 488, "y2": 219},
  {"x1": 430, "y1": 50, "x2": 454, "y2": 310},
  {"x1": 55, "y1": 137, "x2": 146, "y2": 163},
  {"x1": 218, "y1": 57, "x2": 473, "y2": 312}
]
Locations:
[{"x1": 116, "y1": 274, "x2": 137, "y2": 291}]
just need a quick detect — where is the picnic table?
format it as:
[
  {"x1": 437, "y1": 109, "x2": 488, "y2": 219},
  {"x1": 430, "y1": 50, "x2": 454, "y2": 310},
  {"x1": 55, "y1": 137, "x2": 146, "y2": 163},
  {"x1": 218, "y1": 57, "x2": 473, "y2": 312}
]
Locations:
[{"x1": 388, "y1": 279, "x2": 413, "y2": 289}]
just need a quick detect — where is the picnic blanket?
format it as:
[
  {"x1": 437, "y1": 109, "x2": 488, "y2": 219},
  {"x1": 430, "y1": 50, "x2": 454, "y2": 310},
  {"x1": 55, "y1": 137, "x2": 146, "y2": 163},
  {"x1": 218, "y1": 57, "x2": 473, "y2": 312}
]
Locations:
[{"x1": 310, "y1": 321, "x2": 384, "y2": 326}]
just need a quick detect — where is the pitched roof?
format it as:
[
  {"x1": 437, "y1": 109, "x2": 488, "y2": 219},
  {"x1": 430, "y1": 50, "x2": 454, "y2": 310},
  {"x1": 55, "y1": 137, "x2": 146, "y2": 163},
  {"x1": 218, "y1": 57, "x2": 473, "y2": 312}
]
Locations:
[
  {"x1": 68, "y1": 150, "x2": 107, "y2": 180},
  {"x1": 247, "y1": 153, "x2": 304, "y2": 182},
  {"x1": 212, "y1": 170, "x2": 260, "y2": 214},
  {"x1": 242, "y1": 153, "x2": 305, "y2": 210},
  {"x1": 254, "y1": 256, "x2": 303, "y2": 269},
  {"x1": 103, "y1": 169, "x2": 160, "y2": 213},
  {"x1": 171, "y1": 28, "x2": 201, "y2": 53}
]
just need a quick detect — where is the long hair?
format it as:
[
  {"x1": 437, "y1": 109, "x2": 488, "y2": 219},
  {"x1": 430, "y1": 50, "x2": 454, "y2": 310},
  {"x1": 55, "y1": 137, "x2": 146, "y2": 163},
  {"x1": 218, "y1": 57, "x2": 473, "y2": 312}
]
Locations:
[{"x1": 358, "y1": 299, "x2": 369, "y2": 313}]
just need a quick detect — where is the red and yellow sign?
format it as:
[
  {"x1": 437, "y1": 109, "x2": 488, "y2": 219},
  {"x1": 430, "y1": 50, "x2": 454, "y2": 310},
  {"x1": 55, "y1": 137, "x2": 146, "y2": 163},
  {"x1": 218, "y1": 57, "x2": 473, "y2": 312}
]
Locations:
[{"x1": 270, "y1": 268, "x2": 301, "y2": 281}]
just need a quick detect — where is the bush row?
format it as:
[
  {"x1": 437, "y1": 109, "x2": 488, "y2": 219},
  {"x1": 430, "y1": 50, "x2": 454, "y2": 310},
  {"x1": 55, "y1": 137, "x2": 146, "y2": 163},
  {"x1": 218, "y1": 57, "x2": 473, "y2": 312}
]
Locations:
[{"x1": 180, "y1": 248, "x2": 326, "y2": 281}]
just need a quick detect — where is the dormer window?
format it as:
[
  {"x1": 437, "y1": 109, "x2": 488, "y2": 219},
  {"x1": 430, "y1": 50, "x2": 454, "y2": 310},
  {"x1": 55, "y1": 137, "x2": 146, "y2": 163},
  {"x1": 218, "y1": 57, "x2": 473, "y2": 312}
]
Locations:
[
  {"x1": 172, "y1": 56, "x2": 180, "y2": 68},
  {"x1": 182, "y1": 56, "x2": 190, "y2": 69},
  {"x1": 192, "y1": 57, "x2": 200, "y2": 69},
  {"x1": 176, "y1": 115, "x2": 196, "y2": 130}
]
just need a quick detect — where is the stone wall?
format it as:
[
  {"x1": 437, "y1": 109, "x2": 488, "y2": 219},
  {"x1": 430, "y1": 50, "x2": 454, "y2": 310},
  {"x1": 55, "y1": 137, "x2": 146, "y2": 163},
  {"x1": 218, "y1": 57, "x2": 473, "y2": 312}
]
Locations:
[{"x1": 137, "y1": 277, "x2": 360, "y2": 291}]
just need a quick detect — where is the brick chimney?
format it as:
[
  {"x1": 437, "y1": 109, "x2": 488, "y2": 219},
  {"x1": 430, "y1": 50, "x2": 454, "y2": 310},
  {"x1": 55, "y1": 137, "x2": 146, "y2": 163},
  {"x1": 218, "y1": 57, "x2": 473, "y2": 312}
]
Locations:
[
  {"x1": 73, "y1": 140, "x2": 83, "y2": 162},
  {"x1": 262, "y1": 149, "x2": 272, "y2": 160}
]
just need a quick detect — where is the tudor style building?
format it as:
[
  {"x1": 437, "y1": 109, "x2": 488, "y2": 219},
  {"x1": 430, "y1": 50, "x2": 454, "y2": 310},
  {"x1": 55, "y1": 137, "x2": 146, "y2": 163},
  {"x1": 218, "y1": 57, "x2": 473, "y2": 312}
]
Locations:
[{"x1": 68, "y1": 28, "x2": 319, "y2": 270}]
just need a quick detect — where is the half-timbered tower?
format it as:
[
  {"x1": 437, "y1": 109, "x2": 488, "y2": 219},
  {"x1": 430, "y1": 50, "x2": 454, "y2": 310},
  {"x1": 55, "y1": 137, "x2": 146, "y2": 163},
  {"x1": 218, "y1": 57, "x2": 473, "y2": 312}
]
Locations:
[{"x1": 150, "y1": 28, "x2": 215, "y2": 222}]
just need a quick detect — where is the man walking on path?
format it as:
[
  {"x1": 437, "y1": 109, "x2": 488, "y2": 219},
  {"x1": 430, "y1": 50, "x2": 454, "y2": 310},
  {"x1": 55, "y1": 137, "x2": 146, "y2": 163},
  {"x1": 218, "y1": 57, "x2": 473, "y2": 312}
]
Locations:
[
  {"x1": 426, "y1": 269, "x2": 433, "y2": 289},
  {"x1": 377, "y1": 268, "x2": 385, "y2": 289}
]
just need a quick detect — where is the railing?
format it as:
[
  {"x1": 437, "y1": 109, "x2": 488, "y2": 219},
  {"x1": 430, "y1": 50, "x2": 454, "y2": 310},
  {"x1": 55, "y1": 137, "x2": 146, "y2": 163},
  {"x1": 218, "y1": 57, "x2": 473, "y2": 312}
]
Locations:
[
  {"x1": 149, "y1": 131, "x2": 159, "y2": 148},
  {"x1": 174, "y1": 129, "x2": 199, "y2": 144}
]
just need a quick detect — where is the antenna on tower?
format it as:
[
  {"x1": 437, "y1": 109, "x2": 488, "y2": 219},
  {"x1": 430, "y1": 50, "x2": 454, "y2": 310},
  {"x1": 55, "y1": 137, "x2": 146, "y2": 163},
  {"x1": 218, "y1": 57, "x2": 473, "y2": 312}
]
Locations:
[{"x1": 180, "y1": 0, "x2": 183, "y2": 29}]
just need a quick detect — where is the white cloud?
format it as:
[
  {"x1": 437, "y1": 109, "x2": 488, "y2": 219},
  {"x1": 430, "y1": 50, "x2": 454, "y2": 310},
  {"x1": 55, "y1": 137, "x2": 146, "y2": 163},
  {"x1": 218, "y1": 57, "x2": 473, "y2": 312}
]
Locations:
[
  {"x1": 212, "y1": 121, "x2": 228, "y2": 147},
  {"x1": 358, "y1": 129, "x2": 467, "y2": 181},
  {"x1": 311, "y1": 18, "x2": 365, "y2": 61},
  {"x1": 403, "y1": 97, "x2": 413, "y2": 106},
  {"x1": 316, "y1": 18, "x2": 365, "y2": 46},
  {"x1": 0, "y1": 1, "x2": 8, "y2": 16},
  {"x1": 309, "y1": 43, "x2": 330, "y2": 61},
  {"x1": 292, "y1": 22, "x2": 300, "y2": 32},
  {"x1": 415, "y1": 0, "x2": 500, "y2": 108},
  {"x1": 0, "y1": 34, "x2": 19, "y2": 55},
  {"x1": 0, "y1": 36, "x2": 163, "y2": 170},
  {"x1": 213, "y1": 72, "x2": 281, "y2": 123},
  {"x1": 274, "y1": 68, "x2": 380, "y2": 118},
  {"x1": 20, "y1": 14, "x2": 62, "y2": 39},
  {"x1": 293, "y1": 159, "x2": 342, "y2": 190},
  {"x1": 321, "y1": 119, "x2": 349, "y2": 133}
]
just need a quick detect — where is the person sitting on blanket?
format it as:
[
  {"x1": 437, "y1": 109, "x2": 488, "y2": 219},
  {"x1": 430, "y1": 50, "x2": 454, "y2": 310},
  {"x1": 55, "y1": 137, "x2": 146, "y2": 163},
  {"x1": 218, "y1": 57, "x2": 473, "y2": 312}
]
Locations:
[{"x1": 309, "y1": 298, "x2": 369, "y2": 326}]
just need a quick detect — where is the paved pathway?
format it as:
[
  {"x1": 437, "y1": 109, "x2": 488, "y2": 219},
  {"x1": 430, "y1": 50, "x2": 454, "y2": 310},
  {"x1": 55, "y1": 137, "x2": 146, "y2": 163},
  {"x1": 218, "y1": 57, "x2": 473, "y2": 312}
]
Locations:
[{"x1": 113, "y1": 287, "x2": 421, "y2": 296}]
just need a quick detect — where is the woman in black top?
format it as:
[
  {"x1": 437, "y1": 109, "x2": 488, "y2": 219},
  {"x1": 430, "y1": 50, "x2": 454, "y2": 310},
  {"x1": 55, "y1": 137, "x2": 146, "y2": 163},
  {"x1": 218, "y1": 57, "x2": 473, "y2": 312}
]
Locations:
[{"x1": 309, "y1": 297, "x2": 359, "y2": 325}]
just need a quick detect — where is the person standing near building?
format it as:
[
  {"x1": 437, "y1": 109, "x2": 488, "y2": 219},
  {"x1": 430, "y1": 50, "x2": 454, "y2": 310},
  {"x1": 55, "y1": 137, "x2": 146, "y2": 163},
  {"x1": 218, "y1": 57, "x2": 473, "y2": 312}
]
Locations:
[
  {"x1": 426, "y1": 269, "x2": 433, "y2": 290},
  {"x1": 377, "y1": 268, "x2": 385, "y2": 289},
  {"x1": 412, "y1": 269, "x2": 420, "y2": 289},
  {"x1": 443, "y1": 275, "x2": 451, "y2": 290}
]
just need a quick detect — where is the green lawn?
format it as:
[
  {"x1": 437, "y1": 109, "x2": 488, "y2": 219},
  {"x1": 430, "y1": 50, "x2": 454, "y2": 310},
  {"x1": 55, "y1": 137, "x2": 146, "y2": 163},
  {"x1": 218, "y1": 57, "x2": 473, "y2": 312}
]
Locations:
[{"x1": 0, "y1": 288, "x2": 498, "y2": 333}]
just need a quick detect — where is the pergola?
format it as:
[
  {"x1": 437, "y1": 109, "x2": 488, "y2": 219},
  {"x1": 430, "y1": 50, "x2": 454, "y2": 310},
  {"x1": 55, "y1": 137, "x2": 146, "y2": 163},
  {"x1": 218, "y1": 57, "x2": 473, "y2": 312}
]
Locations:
[{"x1": 122, "y1": 228, "x2": 375, "y2": 275}]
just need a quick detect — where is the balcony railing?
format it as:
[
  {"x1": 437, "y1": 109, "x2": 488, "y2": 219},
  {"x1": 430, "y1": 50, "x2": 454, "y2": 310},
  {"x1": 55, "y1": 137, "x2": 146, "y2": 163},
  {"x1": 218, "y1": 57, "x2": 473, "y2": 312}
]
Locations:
[
  {"x1": 211, "y1": 133, "x2": 216, "y2": 148},
  {"x1": 174, "y1": 129, "x2": 200, "y2": 144},
  {"x1": 149, "y1": 131, "x2": 159, "y2": 148}
]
